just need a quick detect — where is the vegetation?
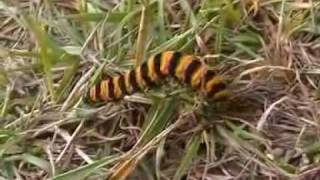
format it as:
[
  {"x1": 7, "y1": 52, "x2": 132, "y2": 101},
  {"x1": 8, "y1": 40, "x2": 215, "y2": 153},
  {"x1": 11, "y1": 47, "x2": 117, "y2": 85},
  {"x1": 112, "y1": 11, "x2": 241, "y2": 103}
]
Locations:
[{"x1": 0, "y1": 0, "x2": 319, "y2": 179}]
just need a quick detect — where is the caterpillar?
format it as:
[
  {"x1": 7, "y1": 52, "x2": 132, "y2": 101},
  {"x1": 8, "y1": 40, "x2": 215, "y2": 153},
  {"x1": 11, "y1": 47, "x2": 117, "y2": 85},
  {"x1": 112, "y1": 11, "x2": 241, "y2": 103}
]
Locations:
[{"x1": 85, "y1": 51, "x2": 230, "y2": 104}]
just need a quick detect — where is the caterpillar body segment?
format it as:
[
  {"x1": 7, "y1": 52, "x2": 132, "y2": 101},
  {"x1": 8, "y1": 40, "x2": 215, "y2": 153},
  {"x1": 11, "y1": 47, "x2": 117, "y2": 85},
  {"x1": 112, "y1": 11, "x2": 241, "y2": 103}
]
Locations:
[{"x1": 86, "y1": 51, "x2": 230, "y2": 104}]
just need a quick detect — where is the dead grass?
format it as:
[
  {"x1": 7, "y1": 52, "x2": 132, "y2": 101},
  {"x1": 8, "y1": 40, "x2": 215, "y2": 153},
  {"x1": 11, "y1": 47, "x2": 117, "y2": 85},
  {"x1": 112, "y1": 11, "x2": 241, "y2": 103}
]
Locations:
[{"x1": 0, "y1": 0, "x2": 320, "y2": 179}]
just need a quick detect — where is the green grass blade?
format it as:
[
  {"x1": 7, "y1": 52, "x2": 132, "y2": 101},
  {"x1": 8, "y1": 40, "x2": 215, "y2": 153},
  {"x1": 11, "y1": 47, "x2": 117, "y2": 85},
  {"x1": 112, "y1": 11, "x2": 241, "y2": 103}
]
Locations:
[
  {"x1": 22, "y1": 15, "x2": 81, "y2": 102},
  {"x1": 55, "y1": 56, "x2": 80, "y2": 103},
  {"x1": 139, "y1": 97, "x2": 178, "y2": 146},
  {"x1": 22, "y1": 15, "x2": 63, "y2": 101},
  {"x1": 156, "y1": 0, "x2": 167, "y2": 43},
  {"x1": 21, "y1": 153, "x2": 52, "y2": 176},
  {"x1": 50, "y1": 155, "x2": 120, "y2": 180},
  {"x1": 0, "y1": 131, "x2": 22, "y2": 158},
  {"x1": 0, "y1": 161, "x2": 15, "y2": 180},
  {"x1": 179, "y1": 0, "x2": 198, "y2": 27},
  {"x1": 150, "y1": 28, "x2": 195, "y2": 54},
  {"x1": 173, "y1": 133, "x2": 201, "y2": 180}
]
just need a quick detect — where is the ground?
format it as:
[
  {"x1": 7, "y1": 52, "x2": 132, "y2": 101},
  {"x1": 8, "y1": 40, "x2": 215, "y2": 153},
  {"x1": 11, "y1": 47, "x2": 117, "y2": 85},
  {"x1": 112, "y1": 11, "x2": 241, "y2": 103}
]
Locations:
[{"x1": 0, "y1": 0, "x2": 320, "y2": 180}]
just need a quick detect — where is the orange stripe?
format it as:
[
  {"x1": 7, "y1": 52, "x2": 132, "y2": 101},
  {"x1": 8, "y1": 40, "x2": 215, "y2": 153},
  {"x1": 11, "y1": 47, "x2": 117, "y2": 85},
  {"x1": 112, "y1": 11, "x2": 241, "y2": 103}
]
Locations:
[
  {"x1": 124, "y1": 71, "x2": 132, "y2": 94},
  {"x1": 205, "y1": 76, "x2": 224, "y2": 92},
  {"x1": 212, "y1": 90, "x2": 230, "y2": 100},
  {"x1": 160, "y1": 51, "x2": 174, "y2": 75},
  {"x1": 147, "y1": 55, "x2": 158, "y2": 82},
  {"x1": 113, "y1": 76, "x2": 122, "y2": 99},
  {"x1": 135, "y1": 66, "x2": 144, "y2": 88},
  {"x1": 191, "y1": 67, "x2": 203, "y2": 88},
  {"x1": 175, "y1": 55, "x2": 193, "y2": 80},
  {"x1": 100, "y1": 80, "x2": 108, "y2": 101}
]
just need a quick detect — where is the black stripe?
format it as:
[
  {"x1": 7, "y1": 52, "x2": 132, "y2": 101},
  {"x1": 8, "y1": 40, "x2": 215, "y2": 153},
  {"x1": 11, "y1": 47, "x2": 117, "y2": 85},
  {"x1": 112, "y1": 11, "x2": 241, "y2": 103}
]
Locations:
[
  {"x1": 207, "y1": 82, "x2": 226, "y2": 97},
  {"x1": 118, "y1": 75, "x2": 127, "y2": 96},
  {"x1": 101, "y1": 73, "x2": 110, "y2": 80},
  {"x1": 168, "y1": 51, "x2": 182, "y2": 77},
  {"x1": 108, "y1": 78, "x2": 114, "y2": 100},
  {"x1": 204, "y1": 70, "x2": 216, "y2": 83},
  {"x1": 153, "y1": 53, "x2": 163, "y2": 77},
  {"x1": 95, "y1": 83, "x2": 101, "y2": 101},
  {"x1": 184, "y1": 60, "x2": 201, "y2": 85},
  {"x1": 140, "y1": 62, "x2": 154, "y2": 87},
  {"x1": 129, "y1": 69, "x2": 138, "y2": 92}
]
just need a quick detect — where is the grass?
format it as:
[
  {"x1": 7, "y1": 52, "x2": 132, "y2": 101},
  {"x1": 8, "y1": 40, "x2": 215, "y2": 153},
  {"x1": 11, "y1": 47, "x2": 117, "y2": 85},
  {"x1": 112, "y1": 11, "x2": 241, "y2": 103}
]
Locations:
[{"x1": 0, "y1": 0, "x2": 320, "y2": 179}]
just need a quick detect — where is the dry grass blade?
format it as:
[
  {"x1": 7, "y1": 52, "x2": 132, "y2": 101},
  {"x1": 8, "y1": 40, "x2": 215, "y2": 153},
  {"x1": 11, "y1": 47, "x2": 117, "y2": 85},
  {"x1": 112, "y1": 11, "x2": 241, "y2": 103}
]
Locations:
[
  {"x1": 257, "y1": 96, "x2": 288, "y2": 131},
  {"x1": 109, "y1": 116, "x2": 183, "y2": 180},
  {"x1": 1, "y1": 0, "x2": 320, "y2": 179},
  {"x1": 134, "y1": 5, "x2": 148, "y2": 66},
  {"x1": 173, "y1": 133, "x2": 201, "y2": 180}
]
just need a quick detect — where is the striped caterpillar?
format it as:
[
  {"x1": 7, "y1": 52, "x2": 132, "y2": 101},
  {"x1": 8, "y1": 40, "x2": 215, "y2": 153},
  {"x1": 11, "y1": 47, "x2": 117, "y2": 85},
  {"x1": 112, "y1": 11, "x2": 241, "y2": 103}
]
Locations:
[{"x1": 85, "y1": 51, "x2": 230, "y2": 104}]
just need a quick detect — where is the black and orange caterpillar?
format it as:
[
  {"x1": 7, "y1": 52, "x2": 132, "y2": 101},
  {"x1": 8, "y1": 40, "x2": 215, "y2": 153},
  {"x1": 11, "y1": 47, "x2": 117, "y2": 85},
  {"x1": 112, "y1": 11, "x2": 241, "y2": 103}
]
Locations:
[{"x1": 85, "y1": 51, "x2": 230, "y2": 104}]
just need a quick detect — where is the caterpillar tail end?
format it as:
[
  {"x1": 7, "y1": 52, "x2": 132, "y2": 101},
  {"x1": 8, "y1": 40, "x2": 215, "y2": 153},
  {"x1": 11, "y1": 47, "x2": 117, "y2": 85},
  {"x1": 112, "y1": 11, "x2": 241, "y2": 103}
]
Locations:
[{"x1": 212, "y1": 89, "x2": 232, "y2": 101}]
